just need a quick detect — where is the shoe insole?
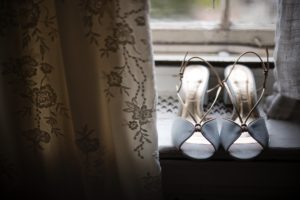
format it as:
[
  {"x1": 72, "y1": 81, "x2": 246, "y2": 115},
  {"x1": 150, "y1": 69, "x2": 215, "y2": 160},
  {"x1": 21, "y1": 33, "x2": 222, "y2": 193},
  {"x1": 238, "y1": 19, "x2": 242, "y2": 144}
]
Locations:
[
  {"x1": 180, "y1": 65, "x2": 208, "y2": 122},
  {"x1": 181, "y1": 131, "x2": 215, "y2": 159}
]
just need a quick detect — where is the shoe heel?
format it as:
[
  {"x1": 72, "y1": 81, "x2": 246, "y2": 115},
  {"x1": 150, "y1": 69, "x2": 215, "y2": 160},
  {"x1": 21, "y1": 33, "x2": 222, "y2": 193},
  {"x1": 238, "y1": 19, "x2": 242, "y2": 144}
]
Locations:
[
  {"x1": 204, "y1": 94, "x2": 208, "y2": 106},
  {"x1": 223, "y1": 65, "x2": 233, "y2": 106},
  {"x1": 223, "y1": 87, "x2": 231, "y2": 105}
]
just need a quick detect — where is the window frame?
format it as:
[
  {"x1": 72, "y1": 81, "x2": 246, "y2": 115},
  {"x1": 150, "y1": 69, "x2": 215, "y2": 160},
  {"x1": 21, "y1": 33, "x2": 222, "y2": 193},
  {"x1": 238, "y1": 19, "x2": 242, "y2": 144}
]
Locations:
[{"x1": 150, "y1": 0, "x2": 276, "y2": 62}]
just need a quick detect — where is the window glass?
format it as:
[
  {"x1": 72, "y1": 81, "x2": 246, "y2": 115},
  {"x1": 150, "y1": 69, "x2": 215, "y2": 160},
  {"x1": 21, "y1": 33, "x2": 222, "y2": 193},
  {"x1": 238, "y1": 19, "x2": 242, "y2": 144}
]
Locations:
[
  {"x1": 230, "y1": 0, "x2": 276, "y2": 27},
  {"x1": 150, "y1": 0, "x2": 222, "y2": 23},
  {"x1": 150, "y1": 0, "x2": 276, "y2": 27}
]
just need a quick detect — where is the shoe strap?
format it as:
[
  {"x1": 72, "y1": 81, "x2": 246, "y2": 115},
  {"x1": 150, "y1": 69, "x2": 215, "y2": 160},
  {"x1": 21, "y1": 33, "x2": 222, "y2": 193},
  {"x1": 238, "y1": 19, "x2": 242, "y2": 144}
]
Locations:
[
  {"x1": 177, "y1": 52, "x2": 224, "y2": 93},
  {"x1": 223, "y1": 48, "x2": 269, "y2": 124},
  {"x1": 176, "y1": 53, "x2": 224, "y2": 124}
]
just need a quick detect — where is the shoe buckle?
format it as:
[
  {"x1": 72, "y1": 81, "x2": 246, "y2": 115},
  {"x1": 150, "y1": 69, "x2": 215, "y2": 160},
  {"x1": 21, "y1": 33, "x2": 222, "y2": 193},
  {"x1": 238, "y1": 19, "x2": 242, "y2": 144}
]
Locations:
[
  {"x1": 241, "y1": 124, "x2": 248, "y2": 132},
  {"x1": 194, "y1": 123, "x2": 202, "y2": 132}
]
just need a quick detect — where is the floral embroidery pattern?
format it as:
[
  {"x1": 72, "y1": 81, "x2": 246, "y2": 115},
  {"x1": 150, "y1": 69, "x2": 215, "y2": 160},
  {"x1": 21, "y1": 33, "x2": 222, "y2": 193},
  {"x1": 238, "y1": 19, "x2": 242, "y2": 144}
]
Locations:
[
  {"x1": 83, "y1": 0, "x2": 108, "y2": 15},
  {"x1": 123, "y1": 100, "x2": 153, "y2": 159},
  {"x1": 99, "y1": 21, "x2": 138, "y2": 57},
  {"x1": 105, "y1": 36, "x2": 119, "y2": 51},
  {"x1": 32, "y1": 85, "x2": 57, "y2": 108},
  {"x1": 103, "y1": 67, "x2": 130, "y2": 100},
  {"x1": 135, "y1": 16, "x2": 145, "y2": 26},
  {"x1": 23, "y1": 128, "x2": 51, "y2": 150},
  {"x1": 0, "y1": 1, "x2": 68, "y2": 150},
  {"x1": 0, "y1": 1, "x2": 58, "y2": 56},
  {"x1": 114, "y1": 23, "x2": 135, "y2": 45},
  {"x1": 75, "y1": 124, "x2": 99, "y2": 155},
  {"x1": 2, "y1": 56, "x2": 38, "y2": 82},
  {"x1": 40, "y1": 63, "x2": 54, "y2": 74},
  {"x1": 128, "y1": 121, "x2": 139, "y2": 130},
  {"x1": 75, "y1": 124, "x2": 104, "y2": 177},
  {"x1": 79, "y1": 0, "x2": 153, "y2": 159},
  {"x1": 79, "y1": 0, "x2": 111, "y2": 47},
  {"x1": 2, "y1": 55, "x2": 69, "y2": 149}
]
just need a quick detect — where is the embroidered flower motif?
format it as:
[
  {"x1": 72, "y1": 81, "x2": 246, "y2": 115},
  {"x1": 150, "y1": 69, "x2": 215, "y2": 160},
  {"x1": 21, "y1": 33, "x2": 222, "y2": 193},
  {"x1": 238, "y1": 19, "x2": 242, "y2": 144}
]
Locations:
[
  {"x1": 32, "y1": 84, "x2": 57, "y2": 108},
  {"x1": 21, "y1": 64, "x2": 37, "y2": 78},
  {"x1": 103, "y1": 69, "x2": 130, "y2": 99},
  {"x1": 105, "y1": 36, "x2": 118, "y2": 52},
  {"x1": 40, "y1": 63, "x2": 53, "y2": 74},
  {"x1": 123, "y1": 101, "x2": 153, "y2": 158},
  {"x1": 23, "y1": 128, "x2": 51, "y2": 148},
  {"x1": 129, "y1": 121, "x2": 139, "y2": 130},
  {"x1": 141, "y1": 105, "x2": 152, "y2": 119},
  {"x1": 85, "y1": 0, "x2": 108, "y2": 15},
  {"x1": 107, "y1": 71, "x2": 122, "y2": 87},
  {"x1": 19, "y1": 1, "x2": 41, "y2": 29},
  {"x1": 124, "y1": 102, "x2": 153, "y2": 125},
  {"x1": 15, "y1": 56, "x2": 38, "y2": 78},
  {"x1": 132, "y1": 105, "x2": 152, "y2": 124},
  {"x1": 75, "y1": 125, "x2": 99, "y2": 154},
  {"x1": 114, "y1": 23, "x2": 135, "y2": 44},
  {"x1": 135, "y1": 16, "x2": 145, "y2": 26}
]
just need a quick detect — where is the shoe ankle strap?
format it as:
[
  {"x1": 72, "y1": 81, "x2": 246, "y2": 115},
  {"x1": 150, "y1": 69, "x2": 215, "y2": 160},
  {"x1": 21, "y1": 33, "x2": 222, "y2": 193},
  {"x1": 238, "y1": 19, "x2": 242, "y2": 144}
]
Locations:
[
  {"x1": 177, "y1": 52, "x2": 224, "y2": 93},
  {"x1": 176, "y1": 53, "x2": 224, "y2": 124},
  {"x1": 223, "y1": 48, "x2": 270, "y2": 124}
]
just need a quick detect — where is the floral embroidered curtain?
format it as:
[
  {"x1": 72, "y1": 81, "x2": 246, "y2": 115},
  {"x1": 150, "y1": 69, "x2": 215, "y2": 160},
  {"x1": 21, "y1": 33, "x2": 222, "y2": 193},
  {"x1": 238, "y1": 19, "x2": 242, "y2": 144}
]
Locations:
[{"x1": 0, "y1": 0, "x2": 161, "y2": 199}]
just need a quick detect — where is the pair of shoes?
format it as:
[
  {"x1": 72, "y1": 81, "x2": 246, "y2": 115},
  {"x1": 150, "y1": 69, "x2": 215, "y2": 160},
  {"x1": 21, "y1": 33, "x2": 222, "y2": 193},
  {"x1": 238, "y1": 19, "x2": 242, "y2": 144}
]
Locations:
[{"x1": 171, "y1": 51, "x2": 269, "y2": 160}]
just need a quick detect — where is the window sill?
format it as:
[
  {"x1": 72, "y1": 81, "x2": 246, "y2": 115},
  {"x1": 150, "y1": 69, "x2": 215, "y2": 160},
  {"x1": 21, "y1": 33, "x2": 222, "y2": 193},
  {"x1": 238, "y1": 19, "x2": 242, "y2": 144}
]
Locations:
[{"x1": 151, "y1": 22, "x2": 275, "y2": 47}]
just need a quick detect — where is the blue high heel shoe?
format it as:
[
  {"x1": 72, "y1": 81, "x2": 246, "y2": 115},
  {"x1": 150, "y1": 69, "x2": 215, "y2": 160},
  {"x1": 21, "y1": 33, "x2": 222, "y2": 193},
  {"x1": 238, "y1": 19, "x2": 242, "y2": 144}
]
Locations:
[
  {"x1": 171, "y1": 54, "x2": 224, "y2": 159},
  {"x1": 220, "y1": 51, "x2": 270, "y2": 160}
]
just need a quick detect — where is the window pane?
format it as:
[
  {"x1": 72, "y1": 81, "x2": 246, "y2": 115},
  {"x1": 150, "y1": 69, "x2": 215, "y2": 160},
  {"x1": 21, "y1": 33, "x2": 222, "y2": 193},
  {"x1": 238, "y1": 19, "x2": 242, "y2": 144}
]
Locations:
[
  {"x1": 230, "y1": 0, "x2": 276, "y2": 27},
  {"x1": 150, "y1": 0, "x2": 276, "y2": 27},
  {"x1": 150, "y1": 0, "x2": 222, "y2": 23}
]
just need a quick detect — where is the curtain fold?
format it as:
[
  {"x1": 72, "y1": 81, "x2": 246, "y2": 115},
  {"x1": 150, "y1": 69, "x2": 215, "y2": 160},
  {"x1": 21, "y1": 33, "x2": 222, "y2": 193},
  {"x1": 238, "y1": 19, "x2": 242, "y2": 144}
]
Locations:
[
  {"x1": 0, "y1": 0, "x2": 161, "y2": 199},
  {"x1": 264, "y1": 0, "x2": 300, "y2": 119}
]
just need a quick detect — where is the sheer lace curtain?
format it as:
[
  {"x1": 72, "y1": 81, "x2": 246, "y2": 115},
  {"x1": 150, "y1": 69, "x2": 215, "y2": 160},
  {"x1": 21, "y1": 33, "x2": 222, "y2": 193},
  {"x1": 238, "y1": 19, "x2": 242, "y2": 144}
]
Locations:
[
  {"x1": 0, "y1": 0, "x2": 161, "y2": 199},
  {"x1": 264, "y1": 0, "x2": 300, "y2": 119}
]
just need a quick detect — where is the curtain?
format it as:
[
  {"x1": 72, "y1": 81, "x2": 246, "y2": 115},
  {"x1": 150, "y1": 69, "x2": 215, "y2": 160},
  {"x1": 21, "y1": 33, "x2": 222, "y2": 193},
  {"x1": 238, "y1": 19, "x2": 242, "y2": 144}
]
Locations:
[
  {"x1": 0, "y1": 0, "x2": 161, "y2": 199},
  {"x1": 264, "y1": 0, "x2": 300, "y2": 119}
]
